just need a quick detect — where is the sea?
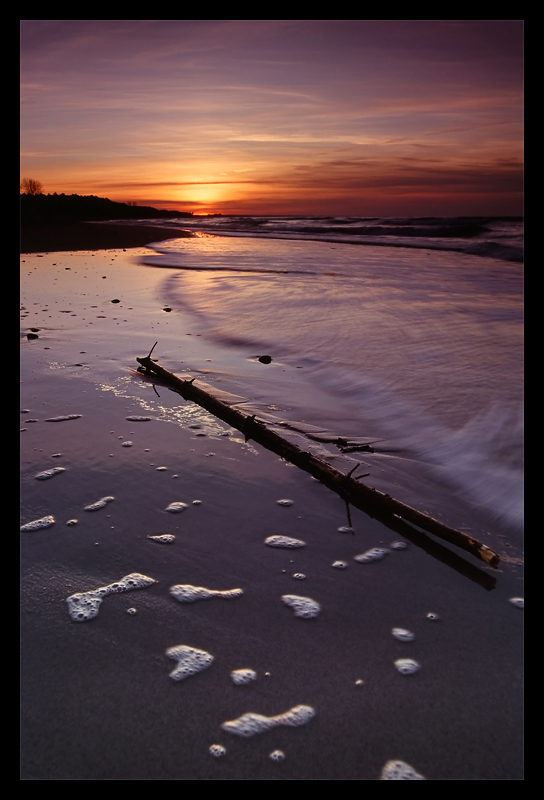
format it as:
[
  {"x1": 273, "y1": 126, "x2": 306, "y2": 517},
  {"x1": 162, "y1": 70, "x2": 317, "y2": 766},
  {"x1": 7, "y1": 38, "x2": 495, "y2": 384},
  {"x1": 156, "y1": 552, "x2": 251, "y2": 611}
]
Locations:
[{"x1": 124, "y1": 215, "x2": 523, "y2": 539}]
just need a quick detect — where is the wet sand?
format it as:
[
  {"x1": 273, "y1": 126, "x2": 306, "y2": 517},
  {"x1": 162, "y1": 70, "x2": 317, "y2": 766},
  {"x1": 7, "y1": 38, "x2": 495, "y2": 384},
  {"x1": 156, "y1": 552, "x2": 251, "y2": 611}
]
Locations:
[{"x1": 20, "y1": 243, "x2": 523, "y2": 780}]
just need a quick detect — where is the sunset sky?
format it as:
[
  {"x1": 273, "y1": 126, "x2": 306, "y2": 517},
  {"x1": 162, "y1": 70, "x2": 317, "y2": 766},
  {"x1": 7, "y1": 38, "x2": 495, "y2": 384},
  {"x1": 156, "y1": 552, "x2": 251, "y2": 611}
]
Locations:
[{"x1": 20, "y1": 20, "x2": 523, "y2": 216}]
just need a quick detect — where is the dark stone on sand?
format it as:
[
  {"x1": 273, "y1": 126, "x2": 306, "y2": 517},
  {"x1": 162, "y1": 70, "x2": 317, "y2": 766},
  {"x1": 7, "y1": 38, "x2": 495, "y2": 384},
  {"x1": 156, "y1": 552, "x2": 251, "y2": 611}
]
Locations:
[
  {"x1": 163, "y1": 307, "x2": 172, "y2": 312},
  {"x1": 111, "y1": 299, "x2": 120, "y2": 303},
  {"x1": 258, "y1": 355, "x2": 273, "y2": 364},
  {"x1": 27, "y1": 333, "x2": 39, "y2": 340}
]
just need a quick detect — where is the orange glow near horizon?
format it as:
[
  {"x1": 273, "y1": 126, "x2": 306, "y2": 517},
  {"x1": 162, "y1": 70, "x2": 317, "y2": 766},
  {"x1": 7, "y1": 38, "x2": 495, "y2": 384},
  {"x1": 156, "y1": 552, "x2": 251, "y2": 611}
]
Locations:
[{"x1": 21, "y1": 21, "x2": 523, "y2": 217}]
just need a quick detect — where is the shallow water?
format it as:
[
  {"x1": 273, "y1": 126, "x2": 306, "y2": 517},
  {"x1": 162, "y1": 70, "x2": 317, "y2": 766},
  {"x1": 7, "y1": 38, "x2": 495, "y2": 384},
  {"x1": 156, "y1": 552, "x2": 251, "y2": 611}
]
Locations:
[
  {"x1": 20, "y1": 249, "x2": 523, "y2": 780},
  {"x1": 140, "y1": 232, "x2": 523, "y2": 535}
]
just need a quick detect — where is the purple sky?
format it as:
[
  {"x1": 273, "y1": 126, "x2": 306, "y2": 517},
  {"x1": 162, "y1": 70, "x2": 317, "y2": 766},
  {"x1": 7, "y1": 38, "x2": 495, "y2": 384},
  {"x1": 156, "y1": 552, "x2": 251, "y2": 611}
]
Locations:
[{"x1": 20, "y1": 20, "x2": 523, "y2": 215}]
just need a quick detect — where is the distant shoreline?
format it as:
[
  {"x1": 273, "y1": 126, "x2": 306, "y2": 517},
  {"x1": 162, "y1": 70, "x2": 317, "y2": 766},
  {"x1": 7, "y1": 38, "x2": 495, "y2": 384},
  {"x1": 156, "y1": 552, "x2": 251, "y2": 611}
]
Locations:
[{"x1": 20, "y1": 221, "x2": 192, "y2": 254}]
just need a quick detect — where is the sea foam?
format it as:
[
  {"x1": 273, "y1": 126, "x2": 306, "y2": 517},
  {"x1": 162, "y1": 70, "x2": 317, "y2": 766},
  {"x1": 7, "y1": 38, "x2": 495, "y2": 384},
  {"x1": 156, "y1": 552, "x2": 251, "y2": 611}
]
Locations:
[
  {"x1": 222, "y1": 704, "x2": 315, "y2": 737},
  {"x1": 66, "y1": 573, "x2": 156, "y2": 621}
]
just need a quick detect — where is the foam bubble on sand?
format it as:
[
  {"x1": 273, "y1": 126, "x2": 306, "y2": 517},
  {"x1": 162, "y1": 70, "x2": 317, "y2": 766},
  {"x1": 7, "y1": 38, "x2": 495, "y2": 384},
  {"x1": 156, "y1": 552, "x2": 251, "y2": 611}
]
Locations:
[
  {"x1": 269, "y1": 750, "x2": 285, "y2": 761},
  {"x1": 222, "y1": 704, "x2": 315, "y2": 737},
  {"x1": 394, "y1": 659, "x2": 421, "y2": 675},
  {"x1": 277, "y1": 499, "x2": 293, "y2": 506},
  {"x1": 126, "y1": 416, "x2": 152, "y2": 421},
  {"x1": 45, "y1": 414, "x2": 82, "y2": 422},
  {"x1": 392, "y1": 628, "x2": 415, "y2": 642},
  {"x1": 380, "y1": 760, "x2": 426, "y2": 780},
  {"x1": 66, "y1": 519, "x2": 78, "y2": 526},
  {"x1": 390, "y1": 541, "x2": 408, "y2": 550},
  {"x1": 209, "y1": 744, "x2": 226, "y2": 757},
  {"x1": 34, "y1": 467, "x2": 65, "y2": 480},
  {"x1": 332, "y1": 561, "x2": 348, "y2": 569},
  {"x1": 20, "y1": 515, "x2": 55, "y2": 532},
  {"x1": 353, "y1": 547, "x2": 389, "y2": 564},
  {"x1": 265, "y1": 535, "x2": 306, "y2": 549},
  {"x1": 121, "y1": 441, "x2": 133, "y2": 447},
  {"x1": 293, "y1": 573, "x2": 306, "y2": 580},
  {"x1": 509, "y1": 597, "x2": 524, "y2": 608},
  {"x1": 282, "y1": 594, "x2": 321, "y2": 619},
  {"x1": 66, "y1": 573, "x2": 156, "y2": 622},
  {"x1": 148, "y1": 534, "x2": 175, "y2": 544},
  {"x1": 166, "y1": 501, "x2": 188, "y2": 513},
  {"x1": 84, "y1": 496, "x2": 114, "y2": 511},
  {"x1": 426, "y1": 612, "x2": 440, "y2": 621},
  {"x1": 166, "y1": 644, "x2": 214, "y2": 681},
  {"x1": 337, "y1": 526, "x2": 354, "y2": 533},
  {"x1": 231, "y1": 668, "x2": 257, "y2": 685},
  {"x1": 170, "y1": 584, "x2": 243, "y2": 602}
]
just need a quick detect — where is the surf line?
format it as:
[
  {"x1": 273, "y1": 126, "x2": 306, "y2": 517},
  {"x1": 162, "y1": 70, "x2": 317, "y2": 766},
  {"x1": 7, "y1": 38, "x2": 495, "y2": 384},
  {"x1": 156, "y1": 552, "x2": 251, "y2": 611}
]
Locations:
[{"x1": 135, "y1": 344, "x2": 500, "y2": 571}]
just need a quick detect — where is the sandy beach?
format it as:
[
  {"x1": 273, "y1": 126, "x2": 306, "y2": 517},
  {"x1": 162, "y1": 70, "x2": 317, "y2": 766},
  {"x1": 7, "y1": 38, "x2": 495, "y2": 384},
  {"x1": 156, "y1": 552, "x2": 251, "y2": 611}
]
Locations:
[{"x1": 20, "y1": 235, "x2": 523, "y2": 780}]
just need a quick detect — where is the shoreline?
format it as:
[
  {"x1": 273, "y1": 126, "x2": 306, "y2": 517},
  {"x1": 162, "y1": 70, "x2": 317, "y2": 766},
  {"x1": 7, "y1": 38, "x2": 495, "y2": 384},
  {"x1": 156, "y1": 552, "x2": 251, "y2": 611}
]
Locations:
[
  {"x1": 20, "y1": 246, "x2": 523, "y2": 780},
  {"x1": 20, "y1": 220, "x2": 192, "y2": 254}
]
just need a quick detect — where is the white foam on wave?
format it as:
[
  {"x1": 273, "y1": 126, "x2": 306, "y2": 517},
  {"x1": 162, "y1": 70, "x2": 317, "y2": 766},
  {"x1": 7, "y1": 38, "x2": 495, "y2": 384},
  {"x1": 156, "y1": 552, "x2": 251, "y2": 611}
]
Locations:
[
  {"x1": 265, "y1": 535, "x2": 306, "y2": 549},
  {"x1": 509, "y1": 597, "x2": 524, "y2": 609},
  {"x1": 84, "y1": 496, "x2": 114, "y2": 511},
  {"x1": 392, "y1": 627, "x2": 415, "y2": 642},
  {"x1": 166, "y1": 644, "x2": 214, "y2": 681},
  {"x1": 394, "y1": 658, "x2": 420, "y2": 675},
  {"x1": 282, "y1": 594, "x2": 321, "y2": 619},
  {"x1": 353, "y1": 547, "x2": 389, "y2": 563},
  {"x1": 45, "y1": 414, "x2": 82, "y2": 422},
  {"x1": 231, "y1": 668, "x2": 257, "y2": 685},
  {"x1": 380, "y1": 760, "x2": 426, "y2": 780},
  {"x1": 66, "y1": 573, "x2": 156, "y2": 622},
  {"x1": 20, "y1": 515, "x2": 55, "y2": 532},
  {"x1": 170, "y1": 584, "x2": 243, "y2": 602},
  {"x1": 222, "y1": 704, "x2": 315, "y2": 737},
  {"x1": 166, "y1": 501, "x2": 188, "y2": 513},
  {"x1": 34, "y1": 467, "x2": 65, "y2": 480}
]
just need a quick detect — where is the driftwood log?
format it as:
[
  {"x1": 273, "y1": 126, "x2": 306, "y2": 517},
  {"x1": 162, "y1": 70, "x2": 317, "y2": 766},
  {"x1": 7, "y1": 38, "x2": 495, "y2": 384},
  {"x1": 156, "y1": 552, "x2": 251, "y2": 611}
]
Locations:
[{"x1": 136, "y1": 349, "x2": 500, "y2": 569}]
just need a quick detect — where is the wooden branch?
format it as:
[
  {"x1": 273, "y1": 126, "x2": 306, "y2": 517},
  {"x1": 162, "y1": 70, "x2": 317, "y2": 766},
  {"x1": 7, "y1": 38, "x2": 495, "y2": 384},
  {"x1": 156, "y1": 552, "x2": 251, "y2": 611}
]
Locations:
[{"x1": 136, "y1": 353, "x2": 500, "y2": 569}]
